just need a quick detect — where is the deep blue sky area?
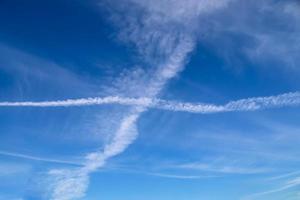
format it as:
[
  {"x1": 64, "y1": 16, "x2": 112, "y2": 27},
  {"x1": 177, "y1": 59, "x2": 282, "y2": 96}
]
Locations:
[
  {"x1": 0, "y1": 0, "x2": 135, "y2": 81},
  {"x1": 0, "y1": 0, "x2": 300, "y2": 200}
]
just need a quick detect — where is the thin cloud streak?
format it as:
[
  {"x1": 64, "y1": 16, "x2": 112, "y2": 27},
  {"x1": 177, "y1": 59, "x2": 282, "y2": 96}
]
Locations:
[
  {"x1": 0, "y1": 150, "x2": 82, "y2": 166},
  {"x1": 137, "y1": 172, "x2": 218, "y2": 179},
  {"x1": 243, "y1": 176, "x2": 300, "y2": 200},
  {"x1": 1, "y1": 91, "x2": 299, "y2": 113},
  {"x1": 266, "y1": 171, "x2": 300, "y2": 181},
  {"x1": 176, "y1": 162, "x2": 269, "y2": 174}
]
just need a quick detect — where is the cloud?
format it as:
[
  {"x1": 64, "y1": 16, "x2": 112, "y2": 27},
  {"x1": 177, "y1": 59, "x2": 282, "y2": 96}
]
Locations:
[
  {"x1": 129, "y1": 0, "x2": 233, "y2": 22},
  {"x1": 243, "y1": 175, "x2": 300, "y2": 200},
  {"x1": 0, "y1": 96, "x2": 153, "y2": 107},
  {"x1": 99, "y1": 165, "x2": 219, "y2": 180},
  {"x1": 44, "y1": 0, "x2": 234, "y2": 196},
  {"x1": 267, "y1": 171, "x2": 300, "y2": 181},
  {"x1": 196, "y1": 0, "x2": 300, "y2": 70},
  {"x1": 50, "y1": 35, "x2": 196, "y2": 200},
  {"x1": 176, "y1": 162, "x2": 268, "y2": 174},
  {"x1": 48, "y1": 169, "x2": 89, "y2": 200},
  {"x1": 44, "y1": 1, "x2": 300, "y2": 198},
  {"x1": 133, "y1": 171, "x2": 218, "y2": 179},
  {"x1": 1, "y1": 91, "x2": 299, "y2": 113},
  {"x1": 245, "y1": 1, "x2": 300, "y2": 69},
  {"x1": 106, "y1": 0, "x2": 233, "y2": 64},
  {"x1": 6, "y1": 0, "x2": 294, "y2": 199},
  {"x1": 0, "y1": 150, "x2": 82, "y2": 166},
  {"x1": 104, "y1": 165, "x2": 219, "y2": 180}
]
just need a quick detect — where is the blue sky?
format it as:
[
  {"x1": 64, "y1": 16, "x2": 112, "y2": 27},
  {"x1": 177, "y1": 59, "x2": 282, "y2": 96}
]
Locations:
[{"x1": 0, "y1": 0, "x2": 300, "y2": 199}]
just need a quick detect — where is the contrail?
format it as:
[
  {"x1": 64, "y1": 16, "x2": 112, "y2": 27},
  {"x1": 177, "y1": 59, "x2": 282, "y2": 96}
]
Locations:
[
  {"x1": 0, "y1": 92, "x2": 299, "y2": 113},
  {"x1": 0, "y1": 96, "x2": 153, "y2": 107}
]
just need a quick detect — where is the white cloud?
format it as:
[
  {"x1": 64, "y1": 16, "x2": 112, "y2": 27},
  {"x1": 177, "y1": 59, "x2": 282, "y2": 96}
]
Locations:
[
  {"x1": 197, "y1": 0, "x2": 300, "y2": 70},
  {"x1": 108, "y1": 0, "x2": 233, "y2": 64},
  {"x1": 47, "y1": 0, "x2": 222, "y2": 194},
  {"x1": 48, "y1": 169, "x2": 89, "y2": 200},
  {"x1": 6, "y1": 0, "x2": 297, "y2": 199},
  {"x1": 130, "y1": 0, "x2": 232, "y2": 21},
  {"x1": 43, "y1": 39, "x2": 195, "y2": 199}
]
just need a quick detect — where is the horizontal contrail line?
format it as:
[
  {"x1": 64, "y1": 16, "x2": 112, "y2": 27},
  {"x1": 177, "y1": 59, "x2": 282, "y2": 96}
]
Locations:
[{"x1": 0, "y1": 92, "x2": 299, "y2": 113}]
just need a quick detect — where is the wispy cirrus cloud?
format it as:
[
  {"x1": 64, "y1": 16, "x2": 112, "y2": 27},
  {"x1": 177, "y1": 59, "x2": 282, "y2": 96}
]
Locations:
[{"x1": 196, "y1": 0, "x2": 300, "y2": 70}]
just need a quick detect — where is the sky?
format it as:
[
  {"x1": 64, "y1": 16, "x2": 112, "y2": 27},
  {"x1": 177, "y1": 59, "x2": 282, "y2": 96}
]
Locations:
[{"x1": 0, "y1": 0, "x2": 300, "y2": 200}]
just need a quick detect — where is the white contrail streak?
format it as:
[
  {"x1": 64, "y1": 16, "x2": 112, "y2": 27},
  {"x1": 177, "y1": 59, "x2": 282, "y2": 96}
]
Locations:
[
  {"x1": 0, "y1": 96, "x2": 153, "y2": 107},
  {"x1": 0, "y1": 92, "x2": 299, "y2": 113}
]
